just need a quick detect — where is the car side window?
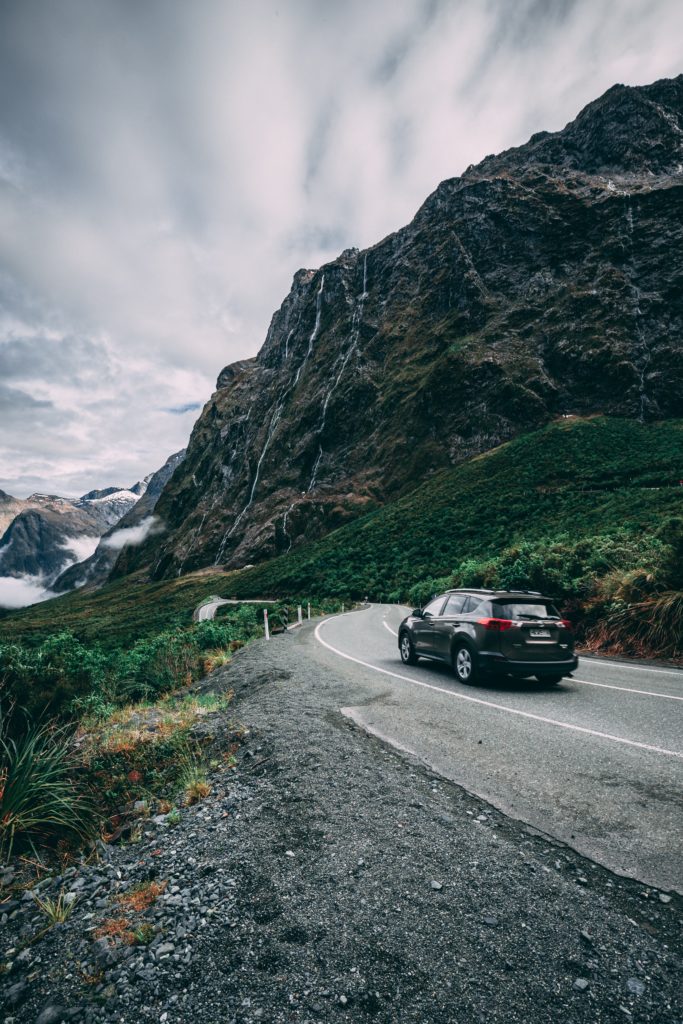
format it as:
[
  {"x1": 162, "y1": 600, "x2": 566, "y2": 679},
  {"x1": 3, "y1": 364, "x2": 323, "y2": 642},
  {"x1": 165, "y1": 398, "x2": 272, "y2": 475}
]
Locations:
[
  {"x1": 423, "y1": 596, "x2": 446, "y2": 617},
  {"x1": 462, "y1": 595, "x2": 486, "y2": 614},
  {"x1": 443, "y1": 594, "x2": 467, "y2": 615}
]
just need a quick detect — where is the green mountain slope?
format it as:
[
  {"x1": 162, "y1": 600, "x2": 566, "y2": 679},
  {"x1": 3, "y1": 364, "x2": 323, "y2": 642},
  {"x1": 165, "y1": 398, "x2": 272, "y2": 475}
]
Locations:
[
  {"x1": 218, "y1": 416, "x2": 683, "y2": 603},
  {"x1": 2, "y1": 418, "x2": 680, "y2": 655}
]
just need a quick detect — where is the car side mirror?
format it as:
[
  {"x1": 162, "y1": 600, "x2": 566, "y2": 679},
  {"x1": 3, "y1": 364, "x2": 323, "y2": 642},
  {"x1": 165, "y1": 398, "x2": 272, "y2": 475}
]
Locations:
[{"x1": 412, "y1": 608, "x2": 423, "y2": 618}]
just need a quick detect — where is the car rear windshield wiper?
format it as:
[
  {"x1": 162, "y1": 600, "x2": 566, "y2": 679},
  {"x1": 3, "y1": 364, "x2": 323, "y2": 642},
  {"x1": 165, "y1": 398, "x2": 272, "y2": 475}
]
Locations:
[{"x1": 517, "y1": 613, "x2": 545, "y2": 620}]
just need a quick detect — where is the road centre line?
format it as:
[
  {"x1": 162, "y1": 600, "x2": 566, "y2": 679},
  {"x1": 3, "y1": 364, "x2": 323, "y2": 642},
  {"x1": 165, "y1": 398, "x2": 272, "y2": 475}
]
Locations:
[
  {"x1": 382, "y1": 619, "x2": 681, "y2": 700},
  {"x1": 316, "y1": 618, "x2": 683, "y2": 759}
]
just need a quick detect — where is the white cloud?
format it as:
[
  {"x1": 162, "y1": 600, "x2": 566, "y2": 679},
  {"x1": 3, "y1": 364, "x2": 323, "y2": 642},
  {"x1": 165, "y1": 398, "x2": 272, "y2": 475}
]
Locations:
[
  {"x1": 0, "y1": 575, "x2": 57, "y2": 609},
  {"x1": 61, "y1": 534, "x2": 100, "y2": 565},
  {"x1": 101, "y1": 516, "x2": 163, "y2": 551},
  {"x1": 0, "y1": 0, "x2": 681, "y2": 495}
]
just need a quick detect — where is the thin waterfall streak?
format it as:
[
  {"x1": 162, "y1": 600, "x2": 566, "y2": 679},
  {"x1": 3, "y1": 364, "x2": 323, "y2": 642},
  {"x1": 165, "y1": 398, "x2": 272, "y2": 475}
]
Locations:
[
  {"x1": 282, "y1": 501, "x2": 296, "y2": 553},
  {"x1": 623, "y1": 197, "x2": 649, "y2": 422},
  {"x1": 215, "y1": 273, "x2": 327, "y2": 561},
  {"x1": 178, "y1": 510, "x2": 208, "y2": 575},
  {"x1": 308, "y1": 272, "x2": 367, "y2": 492}
]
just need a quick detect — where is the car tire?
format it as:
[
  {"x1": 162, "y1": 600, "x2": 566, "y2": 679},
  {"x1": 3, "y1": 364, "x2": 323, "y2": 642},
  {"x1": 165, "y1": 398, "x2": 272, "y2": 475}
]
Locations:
[
  {"x1": 539, "y1": 674, "x2": 563, "y2": 685},
  {"x1": 453, "y1": 642, "x2": 478, "y2": 685},
  {"x1": 399, "y1": 632, "x2": 418, "y2": 665}
]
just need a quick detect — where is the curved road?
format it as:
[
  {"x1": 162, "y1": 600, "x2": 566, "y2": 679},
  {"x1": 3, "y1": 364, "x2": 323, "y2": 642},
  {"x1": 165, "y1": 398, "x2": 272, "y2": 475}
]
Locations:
[{"x1": 308, "y1": 603, "x2": 683, "y2": 893}]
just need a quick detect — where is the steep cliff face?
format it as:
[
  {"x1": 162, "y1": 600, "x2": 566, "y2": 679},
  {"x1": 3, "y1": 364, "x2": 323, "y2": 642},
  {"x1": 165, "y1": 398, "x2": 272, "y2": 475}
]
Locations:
[{"x1": 124, "y1": 75, "x2": 683, "y2": 580}]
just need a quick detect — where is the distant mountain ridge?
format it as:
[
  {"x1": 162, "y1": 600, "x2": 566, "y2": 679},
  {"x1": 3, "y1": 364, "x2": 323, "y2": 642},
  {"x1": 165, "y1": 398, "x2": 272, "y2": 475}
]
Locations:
[
  {"x1": 0, "y1": 457, "x2": 184, "y2": 601},
  {"x1": 53, "y1": 450, "x2": 186, "y2": 592}
]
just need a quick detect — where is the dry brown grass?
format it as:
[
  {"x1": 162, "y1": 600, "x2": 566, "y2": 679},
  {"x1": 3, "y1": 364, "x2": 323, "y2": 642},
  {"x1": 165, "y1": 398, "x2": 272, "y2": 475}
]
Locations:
[
  {"x1": 94, "y1": 916, "x2": 135, "y2": 944},
  {"x1": 116, "y1": 879, "x2": 167, "y2": 913},
  {"x1": 78, "y1": 692, "x2": 232, "y2": 758}
]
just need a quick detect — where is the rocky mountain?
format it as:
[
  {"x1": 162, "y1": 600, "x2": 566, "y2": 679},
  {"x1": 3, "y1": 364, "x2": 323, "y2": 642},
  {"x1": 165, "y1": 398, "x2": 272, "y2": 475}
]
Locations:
[
  {"x1": 0, "y1": 477, "x2": 153, "y2": 595},
  {"x1": 53, "y1": 450, "x2": 186, "y2": 592},
  {"x1": 120, "y1": 75, "x2": 683, "y2": 581},
  {"x1": 0, "y1": 498, "x2": 102, "y2": 581},
  {"x1": 0, "y1": 490, "x2": 31, "y2": 538}
]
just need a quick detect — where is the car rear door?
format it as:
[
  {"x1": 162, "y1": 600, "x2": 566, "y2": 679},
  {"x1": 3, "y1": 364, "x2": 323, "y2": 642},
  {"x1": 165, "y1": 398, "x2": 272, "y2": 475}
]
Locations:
[{"x1": 431, "y1": 593, "x2": 468, "y2": 659}]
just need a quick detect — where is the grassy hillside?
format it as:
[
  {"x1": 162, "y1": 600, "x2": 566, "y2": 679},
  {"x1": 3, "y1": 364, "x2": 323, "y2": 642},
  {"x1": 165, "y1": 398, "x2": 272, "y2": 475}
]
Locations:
[
  {"x1": 1, "y1": 417, "x2": 681, "y2": 655},
  {"x1": 0, "y1": 569, "x2": 238, "y2": 650},
  {"x1": 216, "y1": 417, "x2": 683, "y2": 604}
]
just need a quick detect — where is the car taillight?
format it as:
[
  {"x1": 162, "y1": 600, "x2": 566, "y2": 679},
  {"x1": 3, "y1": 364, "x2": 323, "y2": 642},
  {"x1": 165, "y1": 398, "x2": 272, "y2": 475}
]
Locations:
[
  {"x1": 477, "y1": 617, "x2": 514, "y2": 631},
  {"x1": 560, "y1": 619, "x2": 573, "y2": 630}
]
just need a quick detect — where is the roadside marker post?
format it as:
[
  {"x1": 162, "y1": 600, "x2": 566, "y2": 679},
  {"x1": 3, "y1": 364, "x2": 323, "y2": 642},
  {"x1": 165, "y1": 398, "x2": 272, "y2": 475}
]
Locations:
[
  {"x1": 264, "y1": 609, "x2": 270, "y2": 640},
  {"x1": 307, "y1": 602, "x2": 311, "y2": 620},
  {"x1": 342, "y1": 602, "x2": 345, "y2": 613},
  {"x1": 298, "y1": 605, "x2": 302, "y2": 624}
]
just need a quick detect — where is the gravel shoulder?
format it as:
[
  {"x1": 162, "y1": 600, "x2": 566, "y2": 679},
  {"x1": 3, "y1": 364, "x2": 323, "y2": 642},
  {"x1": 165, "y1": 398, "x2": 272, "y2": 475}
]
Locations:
[{"x1": 1, "y1": 624, "x2": 680, "y2": 1024}]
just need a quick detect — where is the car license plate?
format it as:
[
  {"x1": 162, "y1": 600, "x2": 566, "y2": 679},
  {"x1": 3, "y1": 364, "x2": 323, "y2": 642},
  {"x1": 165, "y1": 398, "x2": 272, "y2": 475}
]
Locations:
[{"x1": 530, "y1": 629, "x2": 551, "y2": 638}]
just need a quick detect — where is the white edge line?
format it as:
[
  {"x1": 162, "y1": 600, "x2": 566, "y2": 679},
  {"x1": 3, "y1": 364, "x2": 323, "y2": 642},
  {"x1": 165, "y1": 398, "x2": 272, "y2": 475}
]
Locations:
[
  {"x1": 384, "y1": 621, "x2": 680, "y2": 701},
  {"x1": 571, "y1": 677, "x2": 683, "y2": 701},
  {"x1": 316, "y1": 617, "x2": 683, "y2": 760},
  {"x1": 579, "y1": 656, "x2": 682, "y2": 677}
]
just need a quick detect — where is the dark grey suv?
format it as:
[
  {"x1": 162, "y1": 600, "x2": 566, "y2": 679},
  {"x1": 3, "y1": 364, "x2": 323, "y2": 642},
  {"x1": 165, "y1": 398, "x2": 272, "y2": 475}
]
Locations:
[{"x1": 398, "y1": 589, "x2": 578, "y2": 685}]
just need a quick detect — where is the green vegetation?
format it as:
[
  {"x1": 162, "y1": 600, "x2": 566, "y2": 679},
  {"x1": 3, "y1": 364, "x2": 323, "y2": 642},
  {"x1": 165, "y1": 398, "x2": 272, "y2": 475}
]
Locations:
[
  {"x1": 0, "y1": 608, "x2": 262, "y2": 721},
  {"x1": 0, "y1": 715, "x2": 96, "y2": 860},
  {"x1": 218, "y1": 417, "x2": 683, "y2": 607},
  {"x1": 33, "y1": 889, "x2": 77, "y2": 925},
  {"x1": 0, "y1": 569, "x2": 239, "y2": 650},
  {"x1": 219, "y1": 417, "x2": 682, "y2": 657}
]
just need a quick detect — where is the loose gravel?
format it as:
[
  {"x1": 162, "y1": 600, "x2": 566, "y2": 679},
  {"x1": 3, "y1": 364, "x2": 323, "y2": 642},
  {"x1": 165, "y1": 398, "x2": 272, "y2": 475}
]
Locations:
[{"x1": 1, "y1": 627, "x2": 680, "y2": 1024}]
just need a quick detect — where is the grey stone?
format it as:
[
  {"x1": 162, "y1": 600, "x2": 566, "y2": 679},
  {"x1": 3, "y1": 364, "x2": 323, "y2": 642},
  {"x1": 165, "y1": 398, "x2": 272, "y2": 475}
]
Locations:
[
  {"x1": 430, "y1": 880, "x2": 442, "y2": 890},
  {"x1": 658, "y1": 893, "x2": 672, "y2": 904},
  {"x1": 36, "y1": 1007, "x2": 67, "y2": 1024},
  {"x1": 626, "y1": 978, "x2": 645, "y2": 996},
  {"x1": 573, "y1": 978, "x2": 590, "y2": 992},
  {"x1": 5, "y1": 980, "x2": 28, "y2": 1007}
]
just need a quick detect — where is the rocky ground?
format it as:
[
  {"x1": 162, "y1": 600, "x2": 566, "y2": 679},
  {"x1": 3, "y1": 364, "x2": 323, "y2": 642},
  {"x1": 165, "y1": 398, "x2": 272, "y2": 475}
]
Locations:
[{"x1": 1, "y1": 627, "x2": 681, "y2": 1024}]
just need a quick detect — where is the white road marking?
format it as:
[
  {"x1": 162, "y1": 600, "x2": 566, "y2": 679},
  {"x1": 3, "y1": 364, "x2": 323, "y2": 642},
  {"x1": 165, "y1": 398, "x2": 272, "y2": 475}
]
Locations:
[
  {"x1": 571, "y1": 677, "x2": 683, "y2": 701},
  {"x1": 579, "y1": 657, "x2": 682, "y2": 678},
  {"x1": 315, "y1": 618, "x2": 683, "y2": 760},
  {"x1": 383, "y1": 620, "x2": 679, "y2": 700}
]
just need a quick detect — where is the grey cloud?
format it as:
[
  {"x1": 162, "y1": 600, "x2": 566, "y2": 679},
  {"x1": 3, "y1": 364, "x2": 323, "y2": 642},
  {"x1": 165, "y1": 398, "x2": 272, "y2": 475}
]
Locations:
[
  {"x1": 165, "y1": 403, "x2": 202, "y2": 415},
  {"x1": 0, "y1": 0, "x2": 681, "y2": 497}
]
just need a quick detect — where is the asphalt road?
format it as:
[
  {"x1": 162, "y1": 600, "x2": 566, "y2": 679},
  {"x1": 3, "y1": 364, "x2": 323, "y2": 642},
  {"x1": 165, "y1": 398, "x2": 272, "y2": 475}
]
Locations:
[{"x1": 309, "y1": 603, "x2": 683, "y2": 893}]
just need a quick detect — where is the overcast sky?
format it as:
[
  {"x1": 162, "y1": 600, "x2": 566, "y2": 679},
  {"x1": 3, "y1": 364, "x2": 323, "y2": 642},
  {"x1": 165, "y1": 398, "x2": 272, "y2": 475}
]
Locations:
[{"x1": 0, "y1": 0, "x2": 681, "y2": 498}]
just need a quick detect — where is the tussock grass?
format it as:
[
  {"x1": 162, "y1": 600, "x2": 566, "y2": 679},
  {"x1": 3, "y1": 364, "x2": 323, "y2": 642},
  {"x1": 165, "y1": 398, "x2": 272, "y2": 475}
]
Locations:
[
  {"x1": 33, "y1": 888, "x2": 77, "y2": 925},
  {"x1": 0, "y1": 716, "x2": 96, "y2": 862},
  {"x1": 588, "y1": 591, "x2": 683, "y2": 659}
]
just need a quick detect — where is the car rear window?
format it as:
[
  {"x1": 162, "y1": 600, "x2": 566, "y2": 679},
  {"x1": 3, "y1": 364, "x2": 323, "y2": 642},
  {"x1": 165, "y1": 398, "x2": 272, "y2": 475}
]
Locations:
[{"x1": 493, "y1": 601, "x2": 560, "y2": 620}]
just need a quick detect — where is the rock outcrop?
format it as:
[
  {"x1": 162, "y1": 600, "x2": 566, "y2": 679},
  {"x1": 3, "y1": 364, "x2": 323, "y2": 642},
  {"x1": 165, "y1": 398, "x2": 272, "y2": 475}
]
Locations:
[{"x1": 121, "y1": 75, "x2": 683, "y2": 580}]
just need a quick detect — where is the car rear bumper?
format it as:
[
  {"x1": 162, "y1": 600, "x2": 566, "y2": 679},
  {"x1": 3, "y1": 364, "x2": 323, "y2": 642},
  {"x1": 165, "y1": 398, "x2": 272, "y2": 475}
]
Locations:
[{"x1": 478, "y1": 651, "x2": 578, "y2": 677}]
